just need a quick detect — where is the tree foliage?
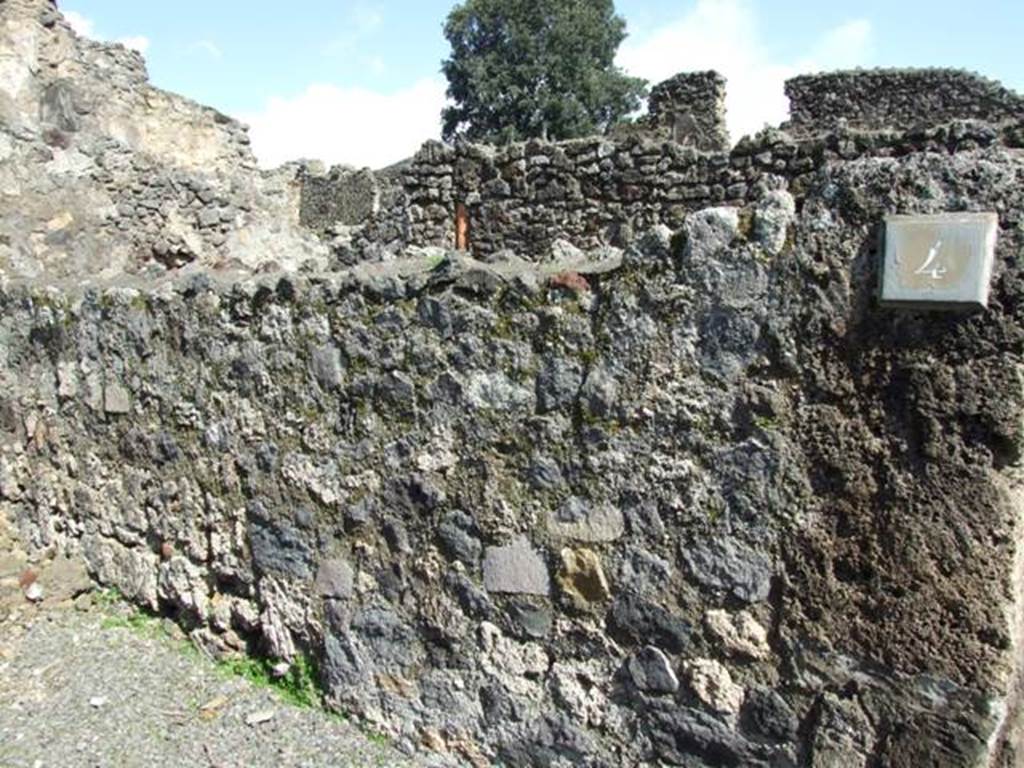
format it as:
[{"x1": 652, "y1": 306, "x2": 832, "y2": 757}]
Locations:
[{"x1": 440, "y1": 0, "x2": 647, "y2": 143}]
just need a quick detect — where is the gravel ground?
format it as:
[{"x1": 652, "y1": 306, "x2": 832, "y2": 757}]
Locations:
[
  {"x1": 0, "y1": 601, "x2": 427, "y2": 768},
  {"x1": 0, "y1": 512, "x2": 467, "y2": 768}
]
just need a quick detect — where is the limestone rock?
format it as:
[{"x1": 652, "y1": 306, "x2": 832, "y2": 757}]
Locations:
[
  {"x1": 56, "y1": 362, "x2": 78, "y2": 400},
  {"x1": 24, "y1": 581, "x2": 43, "y2": 602},
  {"x1": 478, "y1": 622, "x2": 550, "y2": 698},
  {"x1": 705, "y1": 609, "x2": 770, "y2": 660},
  {"x1": 550, "y1": 660, "x2": 611, "y2": 728},
  {"x1": 157, "y1": 556, "x2": 209, "y2": 620},
  {"x1": 81, "y1": 536, "x2": 158, "y2": 611},
  {"x1": 686, "y1": 658, "x2": 745, "y2": 716},
  {"x1": 549, "y1": 497, "x2": 625, "y2": 543},
  {"x1": 103, "y1": 383, "x2": 131, "y2": 415},
  {"x1": 548, "y1": 238, "x2": 585, "y2": 264},
  {"x1": 683, "y1": 207, "x2": 740, "y2": 260},
  {"x1": 754, "y1": 190, "x2": 795, "y2": 255},
  {"x1": 580, "y1": 365, "x2": 619, "y2": 419},
  {"x1": 310, "y1": 344, "x2": 343, "y2": 390},
  {"x1": 637, "y1": 224, "x2": 673, "y2": 259},
  {"x1": 465, "y1": 372, "x2": 535, "y2": 412},
  {"x1": 315, "y1": 558, "x2": 354, "y2": 599}
]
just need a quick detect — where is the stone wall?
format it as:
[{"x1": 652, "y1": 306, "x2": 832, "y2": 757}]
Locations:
[
  {"x1": 299, "y1": 165, "x2": 380, "y2": 234},
  {"x1": 784, "y1": 68, "x2": 1024, "y2": 136},
  {"x1": 4, "y1": 3, "x2": 1024, "y2": 766},
  {"x1": 3, "y1": 127, "x2": 1024, "y2": 764},
  {"x1": 0, "y1": 0, "x2": 253, "y2": 174},
  {"x1": 305, "y1": 68, "x2": 1024, "y2": 261},
  {"x1": 642, "y1": 70, "x2": 729, "y2": 150},
  {"x1": 351, "y1": 115, "x2": 1020, "y2": 259},
  {"x1": 0, "y1": 0, "x2": 328, "y2": 283}
]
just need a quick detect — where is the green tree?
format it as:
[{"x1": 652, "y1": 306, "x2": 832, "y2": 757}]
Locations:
[{"x1": 440, "y1": 0, "x2": 647, "y2": 143}]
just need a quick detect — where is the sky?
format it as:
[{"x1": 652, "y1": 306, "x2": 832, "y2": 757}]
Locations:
[{"x1": 61, "y1": 0, "x2": 1024, "y2": 170}]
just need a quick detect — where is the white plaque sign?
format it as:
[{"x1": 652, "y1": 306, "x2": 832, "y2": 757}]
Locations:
[{"x1": 880, "y1": 213, "x2": 998, "y2": 309}]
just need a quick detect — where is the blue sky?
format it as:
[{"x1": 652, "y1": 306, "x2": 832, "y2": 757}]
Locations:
[{"x1": 62, "y1": 0, "x2": 1024, "y2": 169}]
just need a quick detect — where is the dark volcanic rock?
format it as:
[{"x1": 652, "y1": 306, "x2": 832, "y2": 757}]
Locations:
[{"x1": 681, "y1": 539, "x2": 773, "y2": 603}]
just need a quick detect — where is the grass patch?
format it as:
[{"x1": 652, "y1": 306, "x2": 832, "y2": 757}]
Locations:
[
  {"x1": 93, "y1": 587, "x2": 124, "y2": 608},
  {"x1": 217, "y1": 653, "x2": 322, "y2": 709},
  {"x1": 97, "y1": 595, "x2": 201, "y2": 660},
  {"x1": 93, "y1": 589, "x2": 387, "y2": 742},
  {"x1": 100, "y1": 611, "x2": 164, "y2": 637},
  {"x1": 96, "y1": 590, "x2": 322, "y2": 709},
  {"x1": 365, "y1": 729, "x2": 390, "y2": 746}
]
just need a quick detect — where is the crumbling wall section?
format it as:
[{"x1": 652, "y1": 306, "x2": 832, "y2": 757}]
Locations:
[
  {"x1": 784, "y1": 68, "x2": 1024, "y2": 136},
  {"x1": 353, "y1": 118, "x2": 1019, "y2": 259},
  {"x1": 299, "y1": 166, "x2": 380, "y2": 234},
  {"x1": 320, "y1": 69, "x2": 1024, "y2": 261},
  {"x1": 0, "y1": 0, "x2": 329, "y2": 283},
  {"x1": 0, "y1": 0, "x2": 254, "y2": 173},
  {"x1": 642, "y1": 70, "x2": 729, "y2": 150}
]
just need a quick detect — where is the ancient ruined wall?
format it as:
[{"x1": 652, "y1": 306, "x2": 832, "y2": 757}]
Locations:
[
  {"x1": 0, "y1": 0, "x2": 328, "y2": 283},
  {"x1": 316, "y1": 68, "x2": 1024, "y2": 261},
  {"x1": 299, "y1": 165, "x2": 381, "y2": 234},
  {"x1": 0, "y1": 0, "x2": 253, "y2": 173},
  {"x1": 641, "y1": 70, "x2": 729, "y2": 150},
  {"x1": 4, "y1": 4, "x2": 1024, "y2": 765},
  {"x1": 2, "y1": 128, "x2": 1024, "y2": 765},
  {"x1": 353, "y1": 116, "x2": 1020, "y2": 259},
  {"x1": 784, "y1": 69, "x2": 1024, "y2": 137}
]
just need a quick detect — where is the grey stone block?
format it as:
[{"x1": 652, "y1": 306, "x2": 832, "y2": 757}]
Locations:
[{"x1": 483, "y1": 538, "x2": 549, "y2": 596}]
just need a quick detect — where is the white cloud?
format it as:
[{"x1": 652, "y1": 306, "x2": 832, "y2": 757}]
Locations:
[
  {"x1": 617, "y1": 0, "x2": 873, "y2": 142},
  {"x1": 188, "y1": 40, "x2": 224, "y2": 60},
  {"x1": 63, "y1": 10, "x2": 95, "y2": 38},
  {"x1": 243, "y1": 78, "x2": 447, "y2": 170},
  {"x1": 116, "y1": 35, "x2": 151, "y2": 55}
]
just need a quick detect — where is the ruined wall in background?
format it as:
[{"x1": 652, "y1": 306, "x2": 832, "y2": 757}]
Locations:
[
  {"x1": 299, "y1": 166, "x2": 380, "y2": 234},
  {"x1": 784, "y1": 68, "x2": 1024, "y2": 137},
  {"x1": 312, "y1": 69, "x2": 1024, "y2": 261},
  {"x1": 350, "y1": 117, "x2": 1021, "y2": 259},
  {"x1": 639, "y1": 70, "x2": 729, "y2": 151},
  {"x1": 0, "y1": 0, "x2": 328, "y2": 284},
  {"x1": 0, "y1": 0, "x2": 253, "y2": 173}
]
